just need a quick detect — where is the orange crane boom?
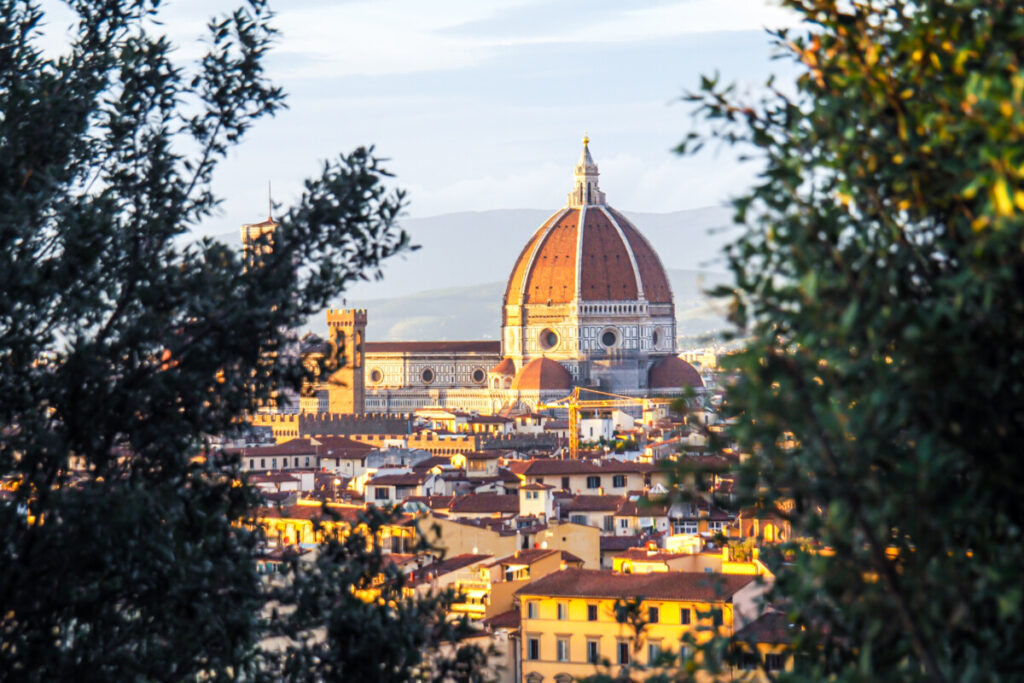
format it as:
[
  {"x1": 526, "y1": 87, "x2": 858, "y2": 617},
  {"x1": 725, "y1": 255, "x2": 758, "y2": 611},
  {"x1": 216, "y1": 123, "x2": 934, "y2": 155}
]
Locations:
[{"x1": 536, "y1": 387, "x2": 672, "y2": 459}]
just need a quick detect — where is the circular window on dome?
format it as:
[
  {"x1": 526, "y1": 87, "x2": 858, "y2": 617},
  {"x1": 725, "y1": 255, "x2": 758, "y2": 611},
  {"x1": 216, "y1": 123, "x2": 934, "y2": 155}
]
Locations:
[
  {"x1": 539, "y1": 328, "x2": 559, "y2": 350},
  {"x1": 471, "y1": 368, "x2": 486, "y2": 383},
  {"x1": 369, "y1": 368, "x2": 383, "y2": 383},
  {"x1": 600, "y1": 328, "x2": 619, "y2": 348},
  {"x1": 651, "y1": 330, "x2": 660, "y2": 347},
  {"x1": 421, "y1": 368, "x2": 434, "y2": 384}
]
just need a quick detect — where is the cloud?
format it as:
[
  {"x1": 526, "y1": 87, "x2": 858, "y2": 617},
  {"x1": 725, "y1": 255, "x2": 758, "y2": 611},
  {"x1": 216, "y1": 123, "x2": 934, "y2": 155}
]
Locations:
[
  {"x1": 267, "y1": 0, "x2": 799, "y2": 79},
  {"x1": 400, "y1": 147, "x2": 760, "y2": 218}
]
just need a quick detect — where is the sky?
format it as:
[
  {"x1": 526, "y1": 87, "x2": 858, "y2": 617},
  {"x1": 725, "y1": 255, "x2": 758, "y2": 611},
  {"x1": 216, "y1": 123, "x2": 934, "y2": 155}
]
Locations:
[{"x1": 41, "y1": 0, "x2": 801, "y2": 233}]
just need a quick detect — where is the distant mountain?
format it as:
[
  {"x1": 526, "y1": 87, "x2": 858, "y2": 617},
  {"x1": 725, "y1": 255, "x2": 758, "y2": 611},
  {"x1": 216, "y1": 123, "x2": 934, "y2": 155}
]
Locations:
[
  {"x1": 212, "y1": 205, "x2": 741, "y2": 302},
  {"x1": 321, "y1": 268, "x2": 732, "y2": 345},
  {"x1": 212, "y1": 206, "x2": 740, "y2": 343}
]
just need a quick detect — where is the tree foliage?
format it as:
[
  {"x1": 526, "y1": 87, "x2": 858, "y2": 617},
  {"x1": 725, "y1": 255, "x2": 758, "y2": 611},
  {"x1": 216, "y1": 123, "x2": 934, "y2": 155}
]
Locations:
[
  {"x1": 679, "y1": 1, "x2": 1024, "y2": 681},
  {"x1": 0, "y1": 1, "x2": 472, "y2": 679}
]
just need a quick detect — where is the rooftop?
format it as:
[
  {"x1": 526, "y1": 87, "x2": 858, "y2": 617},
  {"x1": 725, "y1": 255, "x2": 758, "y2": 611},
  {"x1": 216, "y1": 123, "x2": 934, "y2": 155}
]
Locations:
[{"x1": 515, "y1": 568, "x2": 755, "y2": 602}]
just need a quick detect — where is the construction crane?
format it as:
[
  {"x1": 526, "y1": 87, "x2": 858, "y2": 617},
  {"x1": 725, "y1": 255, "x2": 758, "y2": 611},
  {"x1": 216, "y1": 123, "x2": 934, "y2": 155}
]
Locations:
[{"x1": 536, "y1": 387, "x2": 673, "y2": 460}]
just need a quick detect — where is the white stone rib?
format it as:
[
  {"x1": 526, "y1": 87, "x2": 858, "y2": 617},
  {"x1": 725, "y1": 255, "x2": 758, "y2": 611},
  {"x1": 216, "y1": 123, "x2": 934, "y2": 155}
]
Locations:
[
  {"x1": 600, "y1": 206, "x2": 645, "y2": 301},
  {"x1": 574, "y1": 204, "x2": 587, "y2": 304}
]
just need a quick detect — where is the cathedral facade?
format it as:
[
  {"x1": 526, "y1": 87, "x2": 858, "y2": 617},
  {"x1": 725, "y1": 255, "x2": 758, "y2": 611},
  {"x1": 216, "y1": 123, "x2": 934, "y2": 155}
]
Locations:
[{"x1": 348, "y1": 138, "x2": 703, "y2": 415}]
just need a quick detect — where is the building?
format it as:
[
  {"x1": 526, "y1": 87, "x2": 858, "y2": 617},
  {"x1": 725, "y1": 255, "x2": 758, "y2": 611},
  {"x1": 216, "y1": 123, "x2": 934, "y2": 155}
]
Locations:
[
  {"x1": 300, "y1": 138, "x2": 704, "y2": 417},
  {"x1": 515, "y1": 568, "x2": 767, "y2": 682}
]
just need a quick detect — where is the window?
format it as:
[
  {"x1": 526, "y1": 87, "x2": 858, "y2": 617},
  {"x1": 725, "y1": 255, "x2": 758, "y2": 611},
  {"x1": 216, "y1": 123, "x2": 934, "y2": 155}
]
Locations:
[
  {"x1": 587, "y1": 639, "x2": 600, "y2": 664},
  {"x1": 586, "y1": 475, "x2": 601, "y2": 489},
  {"x1": 619, "y1": 518, "x2": 629, "y2": 529},
  {"x1": 260, "y1": 458, "x2": 265, "y2": 469},
  {"x1": 712, "y1": 608, "x2": 724, "y2": 627},
  {"x1": 570, "y1": 514, "x2": 587, "y2": 525},
  {"x1": 527, "y1": 601, "x2": 538, "y2": 619},
  {"x1": 557, "y1": 602, "x2": 568, "y2": 620},
  {"x1": 648, "y1": 642, "x2": 661, "y2": 665},
  {"x1": 740, "y1": 652, "x2": 758, "y2": 671},
  {"x1": 677, "y1": 521, "x2": 698, "y2": 535},
  {"x1": 680, "y1": 607, "x2": 692, "y2": 625},
  {"x1": 472, "y1": 368, "x2": 485, "y2": 383},
  {"x1": 557, "y1": 638, "x2": 569, "y2": 662},
  {"x1": 612, "y1": 474, "x2": 626, "y2": 488},
  {"x1": 540, "y1": 328, "x2": 559, "y2": 350},
  {"x1": 617, "y1": 641, "x2": 630, "y2": 665},
  {"x1": 603, "y1": 515, "x2": 614, "y2": 531},
  {"x1": 561, "y1": 476, "x2": 570, "y2": 490},
  {"x1": 587, "y1": 604, "x2": 598, "y2": 621},
  {"x1": 527, "y1": 637, "x2": 540, "y2": 661},
  {"x1": 421, "y1": 368, "x2": 434, "y2": 383},
  {"x1": 648, "y1": 606, "x2": 659, "y2": 623},
  {"x1": 294, "y1": 457, "x2": 299, "y2": 467},
  {"x1": 249, "y1": 459, "x2": 254, "y2": 469},
  {"x1": 271, "y1": 458, "x2": 277, "y2": 469},
  {"x1": 374, "y1": 487, "x2": 389, "y2": 500},
  {"x1": 305, "y1": 456, "x2": 310, "y2": 467},
  {"x1": 536, "y1": 477, "x2": 544, "y2": 484},
  {"x1": 766, "y1": 653, "x2": 785, "y2": 671}
]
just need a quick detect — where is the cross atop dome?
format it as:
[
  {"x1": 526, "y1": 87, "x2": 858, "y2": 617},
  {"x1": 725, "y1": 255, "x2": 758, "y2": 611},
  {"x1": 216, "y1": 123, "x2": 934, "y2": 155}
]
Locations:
[{"x1": 568, "y1": 133, "x2": 606, "y2": 208}]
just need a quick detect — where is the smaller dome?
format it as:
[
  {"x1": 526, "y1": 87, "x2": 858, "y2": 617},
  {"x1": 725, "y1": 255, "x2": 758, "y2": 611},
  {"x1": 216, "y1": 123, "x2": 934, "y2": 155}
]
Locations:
[
  {"x1": 512, "y1": 357, "x2": 573, "y2": 392},
  {"x1": 490, "y1": 358, "x2": 517, "y2": 376},
  {"x1": 649, "y1": 356, "x2": 703, "y2": 390}
]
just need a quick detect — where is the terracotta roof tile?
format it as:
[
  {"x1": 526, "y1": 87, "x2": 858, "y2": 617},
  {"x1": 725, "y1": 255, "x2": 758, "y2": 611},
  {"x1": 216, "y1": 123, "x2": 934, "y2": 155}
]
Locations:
[
  {"x1": 649, "y1": 355, "x2": 704, "y2": 389},
  {"x1": 515, "y1": 568, "x2": 755, "y2": 601},
  {"x1": 580, "y1": 209, "x2": 638, "y2": 301},
  {"x1": 449, "y1": 494, "x2": 519, "y2": 515},
  {"x1": 368, "y1": 473, "x2": 427, "y2": 486},
  {"x1": 608, "y1": 208, "x2": 673, "y2": 304},
  {"x1": 243, "y1": 438, "x2": 317, "y2": 457},
  {"x1": 735, "y1": 611, "x2": 796, "y2": 644},
  {"x1": 523, "y1": 210, "x2": 580, "y2": 305},
  {"x1": 483, "y1": 609, "x2": 521, "y2": 630},
  {"x1": 511, "y1": 358, "x2": 572, "y2": 392},
  {"x1": 490, "y1": 357, "x2": 517, "y2": 376},
  {"x1": 562, "y1": 494, "x2": 623, "y2": 512}
]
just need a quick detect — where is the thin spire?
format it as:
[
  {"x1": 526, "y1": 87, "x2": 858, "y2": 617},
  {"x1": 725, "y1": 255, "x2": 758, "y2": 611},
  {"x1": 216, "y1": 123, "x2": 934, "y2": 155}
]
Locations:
[{"x1": 567, "y1": 133, "x2": 605, "y2": 208}]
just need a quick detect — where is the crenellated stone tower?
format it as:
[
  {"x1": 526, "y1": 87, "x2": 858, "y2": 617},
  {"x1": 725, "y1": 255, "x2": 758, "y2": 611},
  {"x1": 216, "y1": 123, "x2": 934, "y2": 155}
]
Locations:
[{"x1": 325, "y1": 309, "x2": 367, "y2": 414}]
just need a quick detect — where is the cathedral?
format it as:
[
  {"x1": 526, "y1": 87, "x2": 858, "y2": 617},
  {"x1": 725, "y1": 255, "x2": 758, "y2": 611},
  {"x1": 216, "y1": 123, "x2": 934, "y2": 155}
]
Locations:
[{"x1": 272, "y1": 138, "x2": 703, "y2": 416}]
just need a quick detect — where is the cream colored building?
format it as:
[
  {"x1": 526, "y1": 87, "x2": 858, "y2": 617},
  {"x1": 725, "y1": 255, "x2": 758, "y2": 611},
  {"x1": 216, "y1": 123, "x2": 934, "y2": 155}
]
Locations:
[{"x1": 422, "y1": 514, "x2": 601, "y2": 570}]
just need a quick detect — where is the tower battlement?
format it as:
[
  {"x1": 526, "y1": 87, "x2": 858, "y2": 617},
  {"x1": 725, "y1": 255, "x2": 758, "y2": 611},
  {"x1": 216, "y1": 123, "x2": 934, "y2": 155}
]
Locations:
[{"x1": 327, "y1": 309, "x2": 368, "y2": 326}]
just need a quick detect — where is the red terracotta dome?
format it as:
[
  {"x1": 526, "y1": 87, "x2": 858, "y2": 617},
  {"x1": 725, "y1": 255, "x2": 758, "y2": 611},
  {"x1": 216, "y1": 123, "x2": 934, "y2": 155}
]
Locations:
[
  {"x1": 648, "y1": 356, "x2": 703, "y2": 390},
  {"x1": 503, "y1": 139, "x2": 672, "y2": 310},
  {"x1": 503, "y1": 206, "x2": 672, "y2": 307},
  {"x1": 512, "y1": 357, "x2": 573, "y2": 392},
  {"x1": 490, "y1": 357, "x2": 516, "y2": 376}
]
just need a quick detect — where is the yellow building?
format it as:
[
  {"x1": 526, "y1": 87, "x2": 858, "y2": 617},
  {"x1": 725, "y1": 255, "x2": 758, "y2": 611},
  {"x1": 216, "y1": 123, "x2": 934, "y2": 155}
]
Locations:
[
  {"x1": 515, "y1": 568, "x2": 767, "y2": 682},
  {"x1": 257, "y1": 501, "x2": 417, "y2": 552}
]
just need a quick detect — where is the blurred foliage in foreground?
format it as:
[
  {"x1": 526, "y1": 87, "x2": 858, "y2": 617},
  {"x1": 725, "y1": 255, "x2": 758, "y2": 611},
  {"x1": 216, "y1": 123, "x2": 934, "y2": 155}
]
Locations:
[
  {"x1": 0, "y1": 1, "x2": 483, "y2": 679},
  {"x1": 662, "y1": 1, "x2": 1024, "y2": 681}
]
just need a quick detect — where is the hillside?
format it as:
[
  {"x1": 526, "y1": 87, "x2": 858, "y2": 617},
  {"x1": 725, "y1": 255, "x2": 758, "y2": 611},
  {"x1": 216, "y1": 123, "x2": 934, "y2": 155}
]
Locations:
[{"x1": 330, "y1": 268, "x2": 731, "y2": 344}]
